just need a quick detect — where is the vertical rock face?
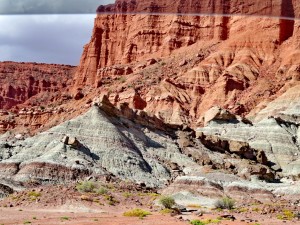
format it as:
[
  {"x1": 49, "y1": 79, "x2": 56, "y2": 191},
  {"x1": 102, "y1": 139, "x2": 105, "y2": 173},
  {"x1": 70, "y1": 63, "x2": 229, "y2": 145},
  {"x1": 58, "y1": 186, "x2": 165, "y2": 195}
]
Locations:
[
  {"x1": 75, "y1": 0, "x2": 300, "y2": 89},
  {"x1": 72, "y1": 0, "x2": 300, "y2": 127},
  {"x1": 0, "y1": 62, "x2": 75, "y2": 110},
  {"x1": 75, "y1": 13, "x2": 228, "y2": 88},
  {"x1": 279, "y1": 0, "x2": 296, "y2": 43}
]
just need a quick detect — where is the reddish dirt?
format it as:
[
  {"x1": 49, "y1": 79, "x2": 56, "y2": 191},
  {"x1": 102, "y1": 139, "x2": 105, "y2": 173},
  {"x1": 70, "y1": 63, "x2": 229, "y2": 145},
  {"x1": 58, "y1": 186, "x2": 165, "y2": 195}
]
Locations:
[
  {"x1": 0, "y1": 184, "x2": 299, "y2": 225},
  {"x1": 0, "y1": 206, "x2": 299, "y2": 225},
  {"x1": 0, "y1": 208, "x2": 187, "y2": 225}
]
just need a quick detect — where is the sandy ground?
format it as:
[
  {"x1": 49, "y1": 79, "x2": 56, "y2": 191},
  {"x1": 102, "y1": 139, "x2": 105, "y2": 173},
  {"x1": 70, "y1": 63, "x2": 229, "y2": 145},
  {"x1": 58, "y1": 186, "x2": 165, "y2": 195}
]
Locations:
[
  {"x1": 1, "y1": 207, "x2": 299, "y2": 225},
  {"x1": 0, "y1": 208, "x2": 187, "y2": 225},
  {"x1": 0, "y1": 185, "x2": 299, "y2": 225}
]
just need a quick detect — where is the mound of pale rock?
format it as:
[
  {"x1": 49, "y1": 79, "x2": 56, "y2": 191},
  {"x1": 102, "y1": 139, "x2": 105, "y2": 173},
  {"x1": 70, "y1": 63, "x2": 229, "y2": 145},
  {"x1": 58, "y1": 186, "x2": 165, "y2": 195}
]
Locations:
[
  {"x1": 0, "y1": 105, "x2": 197, "y2": 187},
  {"x1": 197, "y1": 106, "x2": 300, "y2": 178}
]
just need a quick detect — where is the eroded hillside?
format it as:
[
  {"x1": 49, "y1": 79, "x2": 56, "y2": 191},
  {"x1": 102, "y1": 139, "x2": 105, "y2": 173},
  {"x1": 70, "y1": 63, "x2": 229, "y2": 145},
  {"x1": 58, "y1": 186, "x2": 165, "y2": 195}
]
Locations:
[{"x1": 0, "y1": 1, "x2": 300, "y2": 214}]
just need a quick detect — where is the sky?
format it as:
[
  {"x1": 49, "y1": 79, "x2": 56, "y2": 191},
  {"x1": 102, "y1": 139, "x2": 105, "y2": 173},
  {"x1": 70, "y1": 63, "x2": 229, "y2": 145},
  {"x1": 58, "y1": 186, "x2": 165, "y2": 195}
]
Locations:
[
  {"x1": 0, "y1": 0, "x2": 114, "y2": 65},
  {"x1": 0, "y1": 0, "x2": 114, "y2": 14}
]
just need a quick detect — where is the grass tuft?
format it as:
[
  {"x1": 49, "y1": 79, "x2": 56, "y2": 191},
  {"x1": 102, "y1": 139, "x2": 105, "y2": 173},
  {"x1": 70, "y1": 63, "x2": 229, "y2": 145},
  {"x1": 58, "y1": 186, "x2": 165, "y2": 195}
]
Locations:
[
  {"x1": 276, "y1": 209, "x2": 295, "y2": 220},
  {"x1": 190, "y1": 218, "x2": 221, "y2": 225},
  {"x1": 95, "y1": 187, "x2": 108, "y2": 195},
  {"x1": 215, "y1": 197, "x2": 235, "y2": 210},
  {"x1": 123, "y1": 208, "x2": 151, "y2": 218},
  {"x1": 76, "y1": 181, "x2": 96, "y2": 193},
  {"x1": 190, "y1": 220, "x2": 205, "y2": 225},
  {"x1": 60, "y1": 216, "x2": 69, "y2": 220},
  {"x1": 159, "y1": 196, "x2": 175, "y2": 209}
]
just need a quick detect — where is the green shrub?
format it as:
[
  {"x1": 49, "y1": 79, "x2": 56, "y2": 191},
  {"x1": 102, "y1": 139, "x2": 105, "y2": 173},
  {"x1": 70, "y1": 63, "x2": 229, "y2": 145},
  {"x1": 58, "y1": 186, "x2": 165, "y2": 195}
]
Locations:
[
  {"x1": 123, "y1": 209, "x2": 151, "y2": 218},
  {"x1": 104, "y1": 194, "x2": 119, "y2": 205},
  {"x1": 283, "y1": 209, "x2": 295, "y2": 220},
  {"x1": 28, "y1": 191, "x2": 41, "y2": 198},
  {"x1": 276, "y1": 209, "x2": 295, "y2": 220},
  {"x1": 159, "y1": 196, "x2": 175, "y2": 209},
  {"x1": 28, "y1": 191, "x2": 41, "y2": 201},
  {"x1": 276, "y1": 214, "x2": 284, "y2": 220},
  {"x1": 95, "y1": 187, "x2": 108, "y2": 195},
  {"x1": 203, "y1": 219, "x2": 221, "y2": 224},
  {"x1": 160, "y1": 208, "x2": 174, "y2": 214},
  {"x1": 123, "y1": 192, "x2": 132, "y2": 198},
  {"x1": 190, "y1": 220, "x2": 205, "y2": 225},
  {"x1": 60, "y1": 216, "x2": 69, "y2": 220},
  {"x1": 215, "y1": 197, "x2": 235, "y2": 210},
  {"x1": 236, "y1": 207, "x2": 248, "y2": 213},
  {"x1": 76, "y1": 181, "x2": 96, "y2": 193},
  {"x1": 190, "y1": 218, "x2": 221, "y2": 225}
]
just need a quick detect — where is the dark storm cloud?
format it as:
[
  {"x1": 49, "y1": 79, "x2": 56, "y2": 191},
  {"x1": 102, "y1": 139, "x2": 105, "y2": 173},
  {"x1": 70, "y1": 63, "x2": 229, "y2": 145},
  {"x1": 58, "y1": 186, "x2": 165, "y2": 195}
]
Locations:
[
  {"x1": 0, "y1": 15, "x2": 96, "y2": 65},
  {"x1": 0, "y1": 0, "x2": 114, "y2": 14}
]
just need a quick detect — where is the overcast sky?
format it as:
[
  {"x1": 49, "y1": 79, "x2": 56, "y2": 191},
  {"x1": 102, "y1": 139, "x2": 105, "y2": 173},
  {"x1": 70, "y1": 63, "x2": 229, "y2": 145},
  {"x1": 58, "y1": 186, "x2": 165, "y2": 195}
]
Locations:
[
  {"x1": 0, "y1": 0, "x2": 114, "y2": 14},
  {"x1": 0, "y1": 0, "x2": 114, "y2": 65}
]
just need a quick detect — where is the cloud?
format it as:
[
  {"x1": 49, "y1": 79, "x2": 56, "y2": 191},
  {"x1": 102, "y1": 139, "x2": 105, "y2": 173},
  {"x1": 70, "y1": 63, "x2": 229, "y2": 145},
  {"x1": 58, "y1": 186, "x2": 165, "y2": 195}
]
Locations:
[
  {"x1": 0, "y1": 0, "x2": 114, "y2": 14},
  {"x1": 0, "y1": 15, "x2": 96, "y2": 65}
]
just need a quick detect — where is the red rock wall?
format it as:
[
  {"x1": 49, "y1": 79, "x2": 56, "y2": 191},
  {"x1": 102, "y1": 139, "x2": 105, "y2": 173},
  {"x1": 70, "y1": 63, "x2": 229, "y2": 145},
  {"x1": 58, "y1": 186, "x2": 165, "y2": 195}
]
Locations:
[
  {"x1": 0, "y1": 62, "x2": 76, "y2": 110},
  {"x1": 99, "y1": 0, "x2": 296, "y2": 16},
  {"x1": 75, "y1": 0, "x2": 300, "y2": 89},
  {"x1": 3, "y1": 0, "x2": 300, "y2": 132}
]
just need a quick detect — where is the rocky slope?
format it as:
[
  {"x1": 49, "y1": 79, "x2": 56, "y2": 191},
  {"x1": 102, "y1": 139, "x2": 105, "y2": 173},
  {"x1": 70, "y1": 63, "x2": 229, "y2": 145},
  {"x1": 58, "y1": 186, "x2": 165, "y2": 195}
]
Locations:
[
  {"x1": 0, "y1": 102, "x2": 192, "y2": 187},
  {"x1": 1, "y1": 99, "x2": 299, "y2": 204},
  {"x1": 197, "y1": 106, "x2": 300, "y2": 178}
]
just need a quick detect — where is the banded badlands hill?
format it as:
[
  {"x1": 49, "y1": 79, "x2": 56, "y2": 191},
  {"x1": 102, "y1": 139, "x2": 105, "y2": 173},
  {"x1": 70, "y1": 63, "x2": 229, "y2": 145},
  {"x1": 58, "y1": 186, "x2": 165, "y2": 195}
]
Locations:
[{"x1": 0, "y1": 0, "x2": 300, "y2": 224}]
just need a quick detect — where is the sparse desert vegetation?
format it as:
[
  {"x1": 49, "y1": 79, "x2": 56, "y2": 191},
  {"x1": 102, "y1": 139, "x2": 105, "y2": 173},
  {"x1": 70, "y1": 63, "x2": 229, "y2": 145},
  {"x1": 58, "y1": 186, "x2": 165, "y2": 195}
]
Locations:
[
  {"x1": 0, "y1": 183, "x2": 300, "y2": 225},
  {"x1": 215, "y1": 197, "x2": 235, "y2": 210},
  {"x1": 123, "y1": 208, "x2": 151, "y2": 218},
  {"x1": 159, "y1": 196, "x2": 176, "y2": 209},
  {"x1": 76, "y1": 181, "x2": 97, "y2": 193},
  {"x1": 190, "y1": 218, "x2": 222, "y2": 225}
]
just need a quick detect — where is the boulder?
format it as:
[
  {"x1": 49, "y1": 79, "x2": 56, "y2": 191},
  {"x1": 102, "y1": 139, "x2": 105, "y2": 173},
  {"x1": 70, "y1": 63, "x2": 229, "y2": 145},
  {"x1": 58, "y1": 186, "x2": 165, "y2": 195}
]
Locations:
[{"x1": 203, "y1": 106, "x2": 237, "y2": 125}]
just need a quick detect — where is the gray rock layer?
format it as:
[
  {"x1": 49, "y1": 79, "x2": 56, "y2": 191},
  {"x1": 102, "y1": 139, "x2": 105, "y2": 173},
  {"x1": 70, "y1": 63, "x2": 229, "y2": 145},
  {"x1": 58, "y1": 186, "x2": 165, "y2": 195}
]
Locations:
[{"x1": 0, "y1": 106, "x2": 196, "y2": 187}]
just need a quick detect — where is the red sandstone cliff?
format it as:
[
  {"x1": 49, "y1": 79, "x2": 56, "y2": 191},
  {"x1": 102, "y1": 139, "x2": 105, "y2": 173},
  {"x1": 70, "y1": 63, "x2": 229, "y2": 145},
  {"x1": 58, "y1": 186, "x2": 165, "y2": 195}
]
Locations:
[
  {"x1": 2, "y1": 0, "x2": 300, "y2": 132},
  {"x1": 0, "y1": 62, "x2": 77, "y2": 134},
  {"x1": 0, "y1": 62, "x2": 76, "y2": 110},
  {"x1": 71, "y1": 0, "x2": 300, "y2": 126}
]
